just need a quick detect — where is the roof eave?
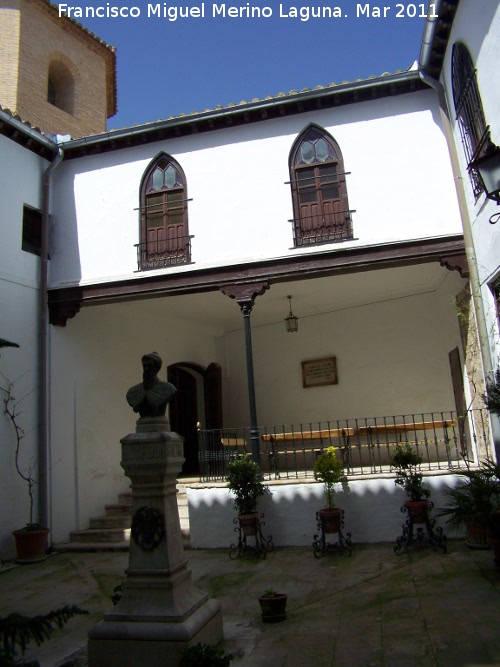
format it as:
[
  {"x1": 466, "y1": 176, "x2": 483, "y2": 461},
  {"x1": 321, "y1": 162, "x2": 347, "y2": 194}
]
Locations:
[{"x1": 61, "y1": 69, "x2": 428, "y2": 159}]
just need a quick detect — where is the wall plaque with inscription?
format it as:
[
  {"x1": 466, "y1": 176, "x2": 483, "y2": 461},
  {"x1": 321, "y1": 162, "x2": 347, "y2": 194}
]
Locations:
[{"x1": 301, "y1": 357, "x2": 338, "y2": 388}]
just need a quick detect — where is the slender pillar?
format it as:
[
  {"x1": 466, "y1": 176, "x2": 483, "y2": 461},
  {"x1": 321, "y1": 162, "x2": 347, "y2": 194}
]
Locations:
[{"x1": 220, "y1": 282, "x2": 269, "y2": 464}]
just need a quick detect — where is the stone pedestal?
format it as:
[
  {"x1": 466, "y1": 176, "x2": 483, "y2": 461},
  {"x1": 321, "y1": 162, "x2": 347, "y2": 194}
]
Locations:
[{"x1": 88, "y1": 417, "x2": 223, "y2": 667}]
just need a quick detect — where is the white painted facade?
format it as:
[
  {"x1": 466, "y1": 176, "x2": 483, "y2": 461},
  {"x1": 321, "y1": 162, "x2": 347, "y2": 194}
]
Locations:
[
  {"x1": 0, "y1": 134, "x2": 48, "y2": 558},
  {"x1": 440, "y1": 1, "x2": 500, "y2": 371},
  {"x1": 1, "y1": 0, "x2": 498, "y2": 556},
  {"x1": 49, "y1": 91, "x2": 460, "y2": 288}
]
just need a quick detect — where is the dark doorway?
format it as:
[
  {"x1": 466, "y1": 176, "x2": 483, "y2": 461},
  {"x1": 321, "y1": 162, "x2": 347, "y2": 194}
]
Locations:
[{"x1": 167, "y1": 362, "x2": 223, "y2": 475}]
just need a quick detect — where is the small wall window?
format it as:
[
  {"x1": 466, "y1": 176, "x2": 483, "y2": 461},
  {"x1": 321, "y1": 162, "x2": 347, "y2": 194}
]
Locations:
[
  {"x1": 289, "y1": 125, "x2": 353, "y2": 247},
  {"x1": 47, "y1": 60, "x2": 74, "y2": 114},
  {"x1": 137, "y1": 153, "x2": 192, "y2": 270},
  {"x1": 451, "y1": 42, "x2": 490, "y2": 199},
  {"x1": 22, "y1": 205, "x2": 42, "y2": 256}
]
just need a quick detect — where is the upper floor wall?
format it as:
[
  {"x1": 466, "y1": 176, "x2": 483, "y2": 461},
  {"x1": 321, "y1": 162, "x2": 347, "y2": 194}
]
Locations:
[
  {"x1": 439, "y1": 0, "x2": 500, "y2": 364},
  {"x1": 48, "y1": 87, "x2": 462, "y2": 289}
]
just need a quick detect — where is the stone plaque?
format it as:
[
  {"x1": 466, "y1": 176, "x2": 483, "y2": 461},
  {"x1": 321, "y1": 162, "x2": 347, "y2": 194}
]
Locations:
[{"x1": 301, "y1": 357, "x2": 338, "y2": 388}]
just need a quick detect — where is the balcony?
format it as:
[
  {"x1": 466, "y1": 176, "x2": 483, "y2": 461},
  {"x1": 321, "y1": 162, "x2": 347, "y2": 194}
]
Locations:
[
  {"x1": 197, "y1": 409, "x2": 494, "y2": 483},
  {"x1": 135, "y1": 235, "x2": 194, "y2": 271},
  {"x1": 290, "y1": 209, "x2": 355, "y2": 247}
]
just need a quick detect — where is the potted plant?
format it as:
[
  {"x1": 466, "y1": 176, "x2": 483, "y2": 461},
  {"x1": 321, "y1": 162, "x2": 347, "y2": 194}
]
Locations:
[
  {"x1": 226, "y1": 455, "x2": 270, "y2": 535},
  {"x1": 313, "y1": 446, "x2": 345, "y2": 533},
  {"x1": 2, "y1": 372, "x2": 49, "y2": 563},
  {"x1": 391, "y1": 443, "x2": 430, "y2": 523},
  {"x1": 257, "y1": 588, "x2": 288, "y2": 623},
  {"x1": 0, "y1": 605, "x2": 88, "y2": 666},
  {"x1": 437, "y1": 463, "x2": 500, "y2": 549}
]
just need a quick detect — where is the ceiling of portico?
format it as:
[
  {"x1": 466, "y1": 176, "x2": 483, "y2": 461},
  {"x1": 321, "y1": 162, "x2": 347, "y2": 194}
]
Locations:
[{"x1": 106, "y1": 261, "x2": 460, "y2": 335}]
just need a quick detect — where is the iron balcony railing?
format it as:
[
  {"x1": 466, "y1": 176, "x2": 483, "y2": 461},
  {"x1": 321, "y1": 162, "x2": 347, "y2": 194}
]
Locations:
[
  {"x1": 135, "y1": 235, "x2": 194, "y2": 271},
  {"x1": 289, "y1": 209, "x2": 355, "y2": 247},
  {"x1": 197, "y1": 409, "x2": 494, "y2": 483}
]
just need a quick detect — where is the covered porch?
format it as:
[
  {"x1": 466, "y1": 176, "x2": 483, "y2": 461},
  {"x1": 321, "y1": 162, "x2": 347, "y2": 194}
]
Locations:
[{"x1": 47, "y1": 239, "x2": 481, "y2": 545}]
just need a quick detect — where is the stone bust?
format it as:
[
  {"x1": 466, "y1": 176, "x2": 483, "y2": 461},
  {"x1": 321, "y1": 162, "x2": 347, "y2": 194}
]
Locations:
[{"x1": 126, "y1": 352, "x2": 176, "y2": 418}]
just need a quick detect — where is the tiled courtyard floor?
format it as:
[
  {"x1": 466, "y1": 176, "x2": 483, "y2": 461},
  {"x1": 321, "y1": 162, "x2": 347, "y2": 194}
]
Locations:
[{"x1": 1, "y1": 541, "x2": 499, "y2": 666}]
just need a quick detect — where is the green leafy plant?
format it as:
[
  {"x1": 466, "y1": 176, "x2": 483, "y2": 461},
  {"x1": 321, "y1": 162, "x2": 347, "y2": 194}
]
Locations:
[
  {"x1": 0, "y1": 606, "x2": 88, "y2": 667},
  {"x1": 179, "y1": 643, "x2": 233, "y2": 667},
  {"x1": 483, "y1": 368, "x2": 500, "y2": 418},
  {"x1": 261, "y1": 588, "x2": 279, "y2": 598},
  {"x1": 438, "y1": 459, "x2": 500, "y2": 539},
  {"x1": 313, "y1": 447, "x2": 344, "y2": 509},
  {"x1": 226, "y1": 455, "x2": 270, "y2": 515},
  {"x1": 391, "y1": 443, "x2": 430, "y2": 502}
]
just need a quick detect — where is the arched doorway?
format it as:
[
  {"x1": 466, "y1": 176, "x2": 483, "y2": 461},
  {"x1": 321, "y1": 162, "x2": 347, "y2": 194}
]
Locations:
[{"x1": 167, "y1": 362, "x2": 223, "y2": 475}]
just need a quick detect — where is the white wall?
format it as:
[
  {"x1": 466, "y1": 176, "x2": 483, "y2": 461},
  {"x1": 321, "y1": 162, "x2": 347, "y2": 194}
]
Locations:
[
  {"x1": 0, "y1": 135, "x2": 48, "y2": 559},
  {"x1": 187, "y1": 473, "x2": 463, "y2": 547},
  {"x1": 48, "y1": 300, "x2": 225, "y2": 542},
  {"x1": 49, "y1": 89, "x2": 461, "y2": 288},
  {"x1": 222, "y1": 268, "x2": 465, "y2": 428},
  {"x1": 440, "y1": 1, "x2": 500, "y2": 369}
]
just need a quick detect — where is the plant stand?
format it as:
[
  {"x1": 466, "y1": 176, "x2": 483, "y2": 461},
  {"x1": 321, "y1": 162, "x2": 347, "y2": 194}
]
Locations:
[
  {"x1": 229, "y1": 512, "x2": 274, "y2": 559},
  {"x1": 313, "y1": 509, "x2": 352, "y2": 558},
  {"x1": 394, "y1": 500, "x2": 447, "y2": 555}
]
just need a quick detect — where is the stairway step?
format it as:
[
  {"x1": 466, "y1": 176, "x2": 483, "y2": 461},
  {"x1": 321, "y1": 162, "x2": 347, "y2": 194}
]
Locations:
[
  {"x1": 118, "y1": 492, "x2": 133, "y2": 506},
  {"x1": 69, "y1": 528, "x2": 131, "y2": 543},
  {"x1": 89, "y1": 515, "x2": 131, "y2": 529},
  {"x1": 52, "y1": 541, "x2": 130, "y2": 553},
  {"x1": 105, "y1": 503, "x2": 133, "y2": 517}
]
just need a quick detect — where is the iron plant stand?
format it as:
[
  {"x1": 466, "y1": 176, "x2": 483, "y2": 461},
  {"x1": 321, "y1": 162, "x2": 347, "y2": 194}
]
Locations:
[
  {"x1": 313, "y1": 509, "x2": 352, "y2": 558},
  {"x1": 229, "y1": 513, "x2": 274, "y2": 559},
  {"x1": 394, "y1": 501, "x2": 447, "y2": 555}
]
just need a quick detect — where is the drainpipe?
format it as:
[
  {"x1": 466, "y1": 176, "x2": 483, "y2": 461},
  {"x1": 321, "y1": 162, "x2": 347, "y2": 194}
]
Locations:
[
  {"x1": 39, "y1": 146, "x2": 64, "y2": 532},
  {"x1": 418, "y1": 4, "x2": 499, "y2": 456}
]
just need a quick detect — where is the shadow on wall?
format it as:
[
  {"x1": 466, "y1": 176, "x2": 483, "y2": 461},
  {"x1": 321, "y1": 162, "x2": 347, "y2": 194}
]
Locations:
[{"x1": 186, "y1": 475, "x2": 462, "y2": 549}]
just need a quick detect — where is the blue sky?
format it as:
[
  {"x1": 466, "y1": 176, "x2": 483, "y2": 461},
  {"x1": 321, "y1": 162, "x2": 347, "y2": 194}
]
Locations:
[{"x1": 55, "y1": 1, "x2": 431, "y2": 129}]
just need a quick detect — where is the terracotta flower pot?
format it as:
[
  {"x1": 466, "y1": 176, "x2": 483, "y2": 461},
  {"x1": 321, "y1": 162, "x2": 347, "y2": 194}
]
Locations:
[
  {"x1": 12, "y1": 528, "x2": 50, "y2": 564},
  {"x1": 465, "y1": 519, "x2": 490, "y2": 550},
  {"x1": 404, "y1": 500, "x2": 430, "y2": 524},
  {"x1": 238, "y1": 512, "x2": 259, "y2": 536},
  {"x1": 258, "y1": 593, "x2": 288, "y2": 623},
  {"x1": 486, "y1": 533, "x2": 500, "y2": 568},
  {"x1": 318, "y1": 507, "x2": 341, "y2": 533}
]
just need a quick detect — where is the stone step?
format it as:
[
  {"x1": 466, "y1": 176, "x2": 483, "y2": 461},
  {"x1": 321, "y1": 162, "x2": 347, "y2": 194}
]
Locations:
[
  {"x1": 89, "y1": 515, "x2": 131, "y2": 529},
  {"x1": 104, "y1": 503, "x2": 133, "y2": 517},
  {"x1": 53, "y1": 483, "x2": 191, "y2": 552},
  {"x1": 69, "y1": 527, "x2": 131, "y2": 544}
]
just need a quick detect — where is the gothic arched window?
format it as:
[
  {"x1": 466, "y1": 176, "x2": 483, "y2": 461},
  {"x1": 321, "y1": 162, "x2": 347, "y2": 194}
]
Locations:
[
  {"x1": 289, "y1": 125, "x2": 352, "y2": 247},
  {"x1": 138, "y1": 154, "x2": 191, "y2": 270}
]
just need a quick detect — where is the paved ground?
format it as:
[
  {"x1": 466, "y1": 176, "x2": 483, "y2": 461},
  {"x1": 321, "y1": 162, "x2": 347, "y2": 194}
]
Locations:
[{"x1": 1, "y1": 540, "x2": 500, "y2": 667}]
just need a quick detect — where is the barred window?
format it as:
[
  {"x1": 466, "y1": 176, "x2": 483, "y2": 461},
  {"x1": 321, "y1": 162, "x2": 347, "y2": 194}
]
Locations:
[
  {"x1": 138, "y1": 154, "x2": 191, "y2": 270},
  {"x1": 451, "y1": 42, "x2": 489, "y2": 199},
  {"x1": 289, "y1": 125, "x2": 352, "y2": 247}
]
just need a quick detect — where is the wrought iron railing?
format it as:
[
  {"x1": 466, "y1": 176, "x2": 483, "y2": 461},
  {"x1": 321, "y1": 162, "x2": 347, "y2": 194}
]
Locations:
[
  {"x1": 197, "y1": 409, "x2": 494, "y2": 483},
  {"x1": 289, "y1": 209, "x2": 355, "y2": 247},
  {"x1": 135, "y1": 235, "x2": 194, "y2": 271}
]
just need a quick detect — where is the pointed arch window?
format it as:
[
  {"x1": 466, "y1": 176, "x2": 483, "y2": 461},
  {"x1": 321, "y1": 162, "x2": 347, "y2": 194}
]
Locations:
[
  {"x1": 138, "y1": 154, "x2": 192, "y2": 270},
  {"x1": 452, "y1": 42, "x2": 490, "y2": 199},
  {"x1": 289, "y1": 126, "x2": 353, "y2": 247}
]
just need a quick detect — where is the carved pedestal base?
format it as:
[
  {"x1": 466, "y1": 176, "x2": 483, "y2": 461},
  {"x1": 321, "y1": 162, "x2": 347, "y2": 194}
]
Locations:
[{"x1": 88, "y1": 418, "x2": 222, "y2": 666}]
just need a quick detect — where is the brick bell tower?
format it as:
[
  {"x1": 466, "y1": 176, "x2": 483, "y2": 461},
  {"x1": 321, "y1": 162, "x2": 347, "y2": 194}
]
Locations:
[{"x1": 0, "y1": 0, "x2": 117, "y2": 137}]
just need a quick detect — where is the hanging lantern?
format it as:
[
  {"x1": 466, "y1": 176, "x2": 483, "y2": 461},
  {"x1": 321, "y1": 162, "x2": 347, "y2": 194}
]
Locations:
[{"x1": 285, "y1": 295, "x2": 299, "y2": 333}]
